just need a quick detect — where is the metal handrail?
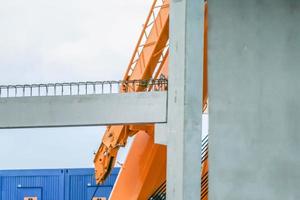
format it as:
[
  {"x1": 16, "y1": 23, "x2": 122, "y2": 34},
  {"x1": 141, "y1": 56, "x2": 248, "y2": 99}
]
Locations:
[{"x1": 0, "y1": 79, "x2": 168, "y2": 98}]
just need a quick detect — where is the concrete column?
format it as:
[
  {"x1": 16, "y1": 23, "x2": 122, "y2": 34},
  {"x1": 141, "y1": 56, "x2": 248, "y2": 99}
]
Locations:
[
  {"x1": 167, "y1": 0, "x2": 204, "y2": 199},
  {"x1": 209, "y1": 0, "x2": 300, "y2": 199}
]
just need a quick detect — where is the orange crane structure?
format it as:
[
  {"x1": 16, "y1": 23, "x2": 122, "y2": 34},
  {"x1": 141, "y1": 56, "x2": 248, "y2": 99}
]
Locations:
[
  {"x1": 0, "y1": 1, "x2": 297, "y2": 199},
  {"x1": 94, "y1": 0, "x2": 208, "y2": 199},
  {"x1": 0, "y1": 1, "x2": 296, "y2": 199}
]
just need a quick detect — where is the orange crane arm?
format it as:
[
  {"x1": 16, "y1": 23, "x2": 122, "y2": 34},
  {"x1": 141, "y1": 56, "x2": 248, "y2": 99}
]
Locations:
[
  {"x1": 94, "y1": 0, "x2": 169, "y2": 184},
  {"x1": 94, "y1": 0, "x2": 208, "y2": 199},
  {"x1": 109, "y1": 53, "x2": 169, "y2": 200},
  {"x1": 110, "y1": 2, "x2": 208, "y2": 199}
]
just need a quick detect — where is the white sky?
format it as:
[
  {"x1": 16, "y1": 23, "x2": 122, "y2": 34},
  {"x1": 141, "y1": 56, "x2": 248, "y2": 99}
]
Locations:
[{"x1": 0, "y1": 0, "x2": 153, "y2": 169}]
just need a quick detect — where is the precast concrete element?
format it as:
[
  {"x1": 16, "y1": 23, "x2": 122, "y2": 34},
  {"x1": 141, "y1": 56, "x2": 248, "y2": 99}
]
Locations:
[
  {"x1": 209, "y1": 0, "x2": 300, "y2": 199},
  {"x1": 167, "y1": 0, "x2": 204, "y2": 199},
  {"x1": 0, "y1": 92, "x2": 167, "y2": 128},
  {"x1": 155, "y1": 123, "x2": 168, "y2": 145}
]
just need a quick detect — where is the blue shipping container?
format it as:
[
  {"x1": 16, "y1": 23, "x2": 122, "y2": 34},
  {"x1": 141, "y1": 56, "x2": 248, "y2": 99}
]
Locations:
[{"x1": 0, "y1": 168, "x2": 119, "y2": 200}]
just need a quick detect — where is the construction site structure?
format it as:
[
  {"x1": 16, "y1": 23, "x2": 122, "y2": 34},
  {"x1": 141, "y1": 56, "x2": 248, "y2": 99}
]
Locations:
[
  {"x1": 94, "y1": 0, "x2": 300, "y2": 199},
  {"x1": 0, "y1": 0, "x2": 299, "y2": 199},
  {"x1": 94, "y1": 0, "x2": 208, "y2": 199}
]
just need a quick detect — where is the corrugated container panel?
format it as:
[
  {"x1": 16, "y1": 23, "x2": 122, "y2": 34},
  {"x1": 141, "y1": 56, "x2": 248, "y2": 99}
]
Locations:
[
  {"x1": 0, "y1": 168, "x2": 119, "y2": 200},
  {"x1": 0, "y1": 169, "x2": 64, "y2": 200},
  {"x1": 65, "y1": 168, "x2": 120, "y2": 200}
]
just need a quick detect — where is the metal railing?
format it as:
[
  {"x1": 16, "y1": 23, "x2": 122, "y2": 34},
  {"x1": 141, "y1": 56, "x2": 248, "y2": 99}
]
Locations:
[{"x1": 0, "y1": 79, "x2": 168, "y2": 98}]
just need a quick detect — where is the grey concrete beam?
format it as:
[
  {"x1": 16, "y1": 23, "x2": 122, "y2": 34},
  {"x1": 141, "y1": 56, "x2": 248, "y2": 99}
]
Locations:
[
  {"x1": 155, "y1": 123, "x2": 168, "y2": 145},
  {"x1": 167, "y1": 0, "x2": 204, "y2": 199},
  {"x1": 0, "y1": 92, "x2": 167, "y2": 128},
  {"x1": 209, "y1": 0, "x2": 300, "y2": 199}
]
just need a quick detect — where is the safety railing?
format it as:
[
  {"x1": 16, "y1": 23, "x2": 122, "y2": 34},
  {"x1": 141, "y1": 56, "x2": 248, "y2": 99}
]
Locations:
[{"x1": 0, "y1": 79, "x2": 168, "y2": 98}]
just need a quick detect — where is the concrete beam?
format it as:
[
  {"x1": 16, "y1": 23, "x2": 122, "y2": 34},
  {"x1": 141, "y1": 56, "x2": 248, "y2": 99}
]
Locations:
[
  {"x1": 167, "y1": 0, "x2": 204, "y2": 199},
  {"x1": 0, "y1": 92, "x2": 167, "y2": 128},
  {"x1": 155, "y1": 123, "x2": 168, "y2": 145},
  {"x1": 209, "y1": 0, "x2": 300, "y2": 199}
]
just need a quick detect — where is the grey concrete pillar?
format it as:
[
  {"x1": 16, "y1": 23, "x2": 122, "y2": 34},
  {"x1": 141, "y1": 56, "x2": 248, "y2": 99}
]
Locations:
[
  {"x1": 167, "y1": 0, "x2": 204, "y2": 199},
  {"x1": 209, "y1": 0, "x2": 300, "y2": 199}
]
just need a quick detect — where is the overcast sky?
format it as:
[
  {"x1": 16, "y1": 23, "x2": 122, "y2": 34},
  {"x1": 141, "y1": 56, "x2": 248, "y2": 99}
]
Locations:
[{"x1": 0, "y1": 0, "x2": 153, "y2": 169}]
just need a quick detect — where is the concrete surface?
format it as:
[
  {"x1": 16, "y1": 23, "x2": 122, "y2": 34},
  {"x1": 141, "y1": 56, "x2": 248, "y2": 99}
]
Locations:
[
  {"x1": 209, "y1": 0, "x2": 300, "y2": 199},
  {"x1": 167, "y1": 0, "x2": 204, "y2": 199},
  {"x1": 155, "y1": 123, "x2": 168, "y2": 145},
  {"x1": 0, "y1": 91, "x2": 167, "y2": 128}
]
